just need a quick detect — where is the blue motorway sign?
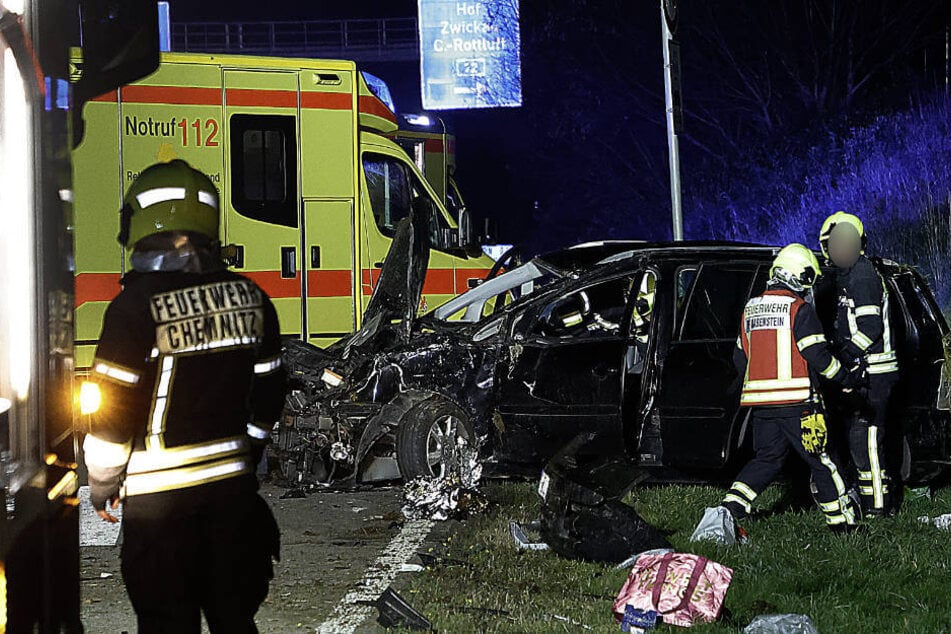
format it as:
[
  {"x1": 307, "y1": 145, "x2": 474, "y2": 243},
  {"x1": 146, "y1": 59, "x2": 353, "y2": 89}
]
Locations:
[{"x1": 418, "y1": 0, "x2": 522, "y2": 110}]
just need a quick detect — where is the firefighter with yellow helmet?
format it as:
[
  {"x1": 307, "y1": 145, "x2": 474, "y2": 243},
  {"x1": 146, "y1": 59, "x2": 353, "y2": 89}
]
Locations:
[
  {"x1": 720, "y1": 244, "x2": 861, "y2": 532},
  {"x1": 819, "y1": 211, "x2": 898, "y2": 516},
  {"x1": 82, "y1": 160, "x2": 285, "y2": 632}
]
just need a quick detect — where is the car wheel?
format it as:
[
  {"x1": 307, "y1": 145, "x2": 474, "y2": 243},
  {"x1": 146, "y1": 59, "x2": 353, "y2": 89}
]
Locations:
[{"x1": 396, "y1": 397, "x2": 475, "y2": 480}]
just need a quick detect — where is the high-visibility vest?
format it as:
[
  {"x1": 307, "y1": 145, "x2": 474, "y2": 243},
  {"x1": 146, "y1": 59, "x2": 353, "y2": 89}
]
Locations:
[{"x1": 739, "y1": 290, "x2": 813, "y2": 406}]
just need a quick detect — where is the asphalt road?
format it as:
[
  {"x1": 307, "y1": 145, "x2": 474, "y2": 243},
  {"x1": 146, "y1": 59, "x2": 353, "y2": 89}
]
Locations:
[{"x1": 79, "y1": 482, "x2": 429, "y2": 633}]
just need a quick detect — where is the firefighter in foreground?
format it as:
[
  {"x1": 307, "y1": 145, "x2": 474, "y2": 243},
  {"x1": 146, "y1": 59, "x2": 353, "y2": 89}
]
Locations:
[
  {"x1": 720, "y1": 244, "x2": 862, "y2": 532},
  {"x1": 819, "y1": 211, "x2": 899, "y2": 516},
  {"x1": 82, "y1": 160, "x2": 285, "y2": 633}
]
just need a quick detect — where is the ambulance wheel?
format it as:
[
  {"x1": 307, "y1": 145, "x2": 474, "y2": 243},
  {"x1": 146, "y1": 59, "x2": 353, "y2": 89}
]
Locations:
[{"x1": 396, "y1": 397, "x2": 475, "y2": 480}]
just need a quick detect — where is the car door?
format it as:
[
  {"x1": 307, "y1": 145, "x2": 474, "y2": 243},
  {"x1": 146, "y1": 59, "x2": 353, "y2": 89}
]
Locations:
[
  {"x1": 648, "y1": 261, "x2": 766, "y2": 471},
  {"x1": 493, "y1": 275, "x2": 634, "y2": 467}
]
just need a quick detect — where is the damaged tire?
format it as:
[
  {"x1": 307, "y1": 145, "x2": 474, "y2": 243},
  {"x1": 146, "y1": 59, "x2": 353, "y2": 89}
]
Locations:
[{"x1": 396, "y1": 397, "x2": 475, "y2": 480}]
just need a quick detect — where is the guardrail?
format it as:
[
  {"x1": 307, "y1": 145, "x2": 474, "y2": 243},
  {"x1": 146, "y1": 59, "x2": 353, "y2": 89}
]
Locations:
[{"x1": 171, "y1": 18, "x2": 420, "y2": 62}]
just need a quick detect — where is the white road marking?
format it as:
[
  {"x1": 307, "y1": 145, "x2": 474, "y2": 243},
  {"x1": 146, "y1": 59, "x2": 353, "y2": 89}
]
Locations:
[
  {"x1": 316, "y1": 518, "x2": 434, "y2": 634},
  {"x1": 78, "y1": 485, "x2": 123, "y2": 547}
]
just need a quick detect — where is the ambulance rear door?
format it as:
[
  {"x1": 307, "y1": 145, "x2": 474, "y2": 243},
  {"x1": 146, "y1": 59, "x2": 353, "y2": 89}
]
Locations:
[{"x1": 298, "y1": 66, "x2": 360, "y2": 347}]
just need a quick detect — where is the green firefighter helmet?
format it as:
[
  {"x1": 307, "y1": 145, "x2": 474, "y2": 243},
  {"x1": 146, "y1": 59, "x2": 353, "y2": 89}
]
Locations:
[
  {"x1": 770, "y1": 243, "x2": 822, "y2": 291},
  {"x1": 819, "y1": 211, "x2": 866, "y2": 260},
  {"x1": 119, "y1": 160, "x2": 219, "y2": 248}
]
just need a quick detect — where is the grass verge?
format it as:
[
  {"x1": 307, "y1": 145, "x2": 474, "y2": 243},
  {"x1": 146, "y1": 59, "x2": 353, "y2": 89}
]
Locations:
[{"x1": 400, "y1": 482, "x2": 951, "y2": 633}]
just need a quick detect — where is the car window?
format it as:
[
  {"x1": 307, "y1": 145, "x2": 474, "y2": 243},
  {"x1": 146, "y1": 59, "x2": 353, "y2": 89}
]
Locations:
[
  {"x1": 534, "y1": 276, "x2": 635, "y2": 339},
  {"x1": 678, "y1": 264, "x2": 757, "y2": 341}
]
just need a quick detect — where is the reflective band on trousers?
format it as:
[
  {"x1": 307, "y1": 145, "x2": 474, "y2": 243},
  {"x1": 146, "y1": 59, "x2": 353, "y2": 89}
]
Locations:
[
  {"x1": 126, "y1": 435, "x2": 249, "y2": 474},
  {"x1": 83, "y1": 434, "x2": 132, "y2": 469},
  {"x1": 123, "y1": 456, "x2": 252, "y2": 497},
  {"x1": 254, "y1": 357, "x2": 282, "y2": 375}
]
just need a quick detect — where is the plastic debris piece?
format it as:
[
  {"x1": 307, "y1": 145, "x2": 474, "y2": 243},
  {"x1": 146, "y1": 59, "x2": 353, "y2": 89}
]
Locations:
[
  {"x1": 510, "y1": 521, "x2": 549, "y2": 550},
  {"x1": 552, "y1": 614, "x2": 592, "y2": 630},
  {"x1": 918, "y1": 514, "x2": 951, "y2": 531},
  {"x1": 374, "y1": 586, "x2": 432, "y2": 631},
  {"x1": 320, "y1": 368, "x2": 344, "y2": 387},
  {"x1": 398, "y1": 563, "x2": 425, "y2": 573},
  {"x1": 615, "y1": 548, "x2": 674, "y2": 570},
  {"x1": 744, "y1": 614, "x2": 819, "y2": 633},
  {"x1": 99, "y1": 572, "x2": 113, "y2": 579},
  {"x1": 906, "y1": 486, "x2": 932, "y2": 501},
  {"x1": 691, "y1": 506, "x2": 744, "y2": 545}
]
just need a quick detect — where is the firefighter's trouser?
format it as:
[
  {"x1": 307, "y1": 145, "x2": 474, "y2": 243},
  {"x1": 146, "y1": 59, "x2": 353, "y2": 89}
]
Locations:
[
  {"x1": 723, "y1": 409, "x2": 854, "y2": 526},
  {"x1": 848, "y1": 373, "x2": 898, "y2": 514},
  {"x1": 120, "y1": 477, "x2": 280, "y2": 634}
]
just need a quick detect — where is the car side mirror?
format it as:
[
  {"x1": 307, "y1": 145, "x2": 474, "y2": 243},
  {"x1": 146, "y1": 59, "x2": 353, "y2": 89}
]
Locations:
[{"x1": 457, "y1": 208, "x2": 478, "y2": 249}]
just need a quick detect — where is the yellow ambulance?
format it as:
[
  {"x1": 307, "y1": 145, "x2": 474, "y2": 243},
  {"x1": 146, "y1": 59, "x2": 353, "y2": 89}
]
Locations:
[{"x1": 72, "y1": 52, "x2": 494, "y2": 368}]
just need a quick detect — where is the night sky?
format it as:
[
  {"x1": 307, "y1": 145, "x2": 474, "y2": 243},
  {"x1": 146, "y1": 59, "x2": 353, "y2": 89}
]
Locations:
[{"x1": 165, "y1": 0, "x2": 951, "y2": 257}]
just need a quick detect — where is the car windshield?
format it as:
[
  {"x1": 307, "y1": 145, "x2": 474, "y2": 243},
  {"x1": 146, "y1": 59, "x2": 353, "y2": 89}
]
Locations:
[{"x1": 432, "y1": 259, "x2": 565, "y2": 323}]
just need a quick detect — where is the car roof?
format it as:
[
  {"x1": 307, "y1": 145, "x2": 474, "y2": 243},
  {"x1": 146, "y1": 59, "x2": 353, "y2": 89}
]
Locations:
[{"x1": 538, "y1": 240, "x2": 778, "y2": 271}]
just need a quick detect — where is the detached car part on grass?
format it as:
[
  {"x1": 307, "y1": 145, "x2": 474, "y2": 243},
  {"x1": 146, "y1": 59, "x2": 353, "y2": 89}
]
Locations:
[{"x1": 277, "y1": 215, "x2": 951, "y2": 489}]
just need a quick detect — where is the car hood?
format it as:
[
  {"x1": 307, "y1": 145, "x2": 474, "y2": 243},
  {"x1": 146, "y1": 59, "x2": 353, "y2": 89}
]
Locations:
[{"x1": 342, "y1": 203, "x2": 431, "y2": 356}]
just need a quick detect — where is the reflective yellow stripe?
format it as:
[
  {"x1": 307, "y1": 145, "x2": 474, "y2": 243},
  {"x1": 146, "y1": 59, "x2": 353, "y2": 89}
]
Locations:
[
  {"x1": 254, "y1": 357, "x2": 282, "y2": 376},
  {"x1": 732, "y1": 481, "x2": 757, "y2": 502},
  {"x1": 868, "y1": 363, "x2": 899, "y2": 374},
  {"x1": 126, "y1": 436, "x2": 249, "y2": 474},
  {"x1": 247, "y1": 423, "x2": 271, "y2": 440},
  {"x1": 92, "y1": 360, "x2": 141, "y2": 386},
  {"x1": 854, "y1": 305, "x2": 881, "y2": 318},
  {"x1": 821, "y1": 358, "x2": 842, "y2": 379},
  {"x1": 83, "y1": 434, "x2": 132, "y2": 469},
  {"x1": 147, "y1": 356, "x2": 176, "y2": 449},
  {"x1": 825, "y1": 513, "x2": 848, "y2": 525},
  {"x1": 723, "y1": 494, "x2": 751, "y2": 513},
  {"x1": 852, "y1": 331, "x2": 873, "y2": 350},
  {"x1": 819, "y1": 500, "x2": 840, "y2": 512},
  {"x1": 741, "y1": 389, "x2": 812, "y2": 404},
  {"x1": 776, "y1": 328, "x2": 792, "y2": 381},
  {"x1": 868, "y1": 426, "x2": 885, "y2": 509},
  {"x1": 123, "y1": 456, "x2": 252, "y2": 496},
  {"x1": 868, "y1": 351, "x2": 897, "y2": 363},
  {"x1": 744, "y1": 378, "x2": 811, "y2": 391},
  {"x1": 796, "y1": 334, "x2": 826, "y2": 351},
  {"x1": 820, "y1": 454, "x2": 847, "y2": 498}
]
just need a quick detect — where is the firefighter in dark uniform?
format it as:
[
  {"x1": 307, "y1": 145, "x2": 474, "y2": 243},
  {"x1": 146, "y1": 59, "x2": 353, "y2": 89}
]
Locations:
[
  {"x1": 82, "y1": 160, "x2": 285, "y2": 633},
  {"x1": 819, "y1": 211, "x2": 899, "y2": 516},
  {"x1": 721, "y1": 244, "x2": 861, "y2": 532}
]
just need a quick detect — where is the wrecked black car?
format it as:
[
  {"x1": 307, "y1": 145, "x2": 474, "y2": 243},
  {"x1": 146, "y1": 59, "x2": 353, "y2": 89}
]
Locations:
[{"x1": 278, "y1": 211, "x2": 951, "y2": 489}]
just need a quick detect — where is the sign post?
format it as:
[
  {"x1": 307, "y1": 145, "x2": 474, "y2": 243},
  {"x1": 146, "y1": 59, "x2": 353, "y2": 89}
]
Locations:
[
  {"x1": 662, "y1": 0, "x2": 684, "y2": 240},
  {"x1": 418, "y1": 0, "x2": 522, "y2": 110}
]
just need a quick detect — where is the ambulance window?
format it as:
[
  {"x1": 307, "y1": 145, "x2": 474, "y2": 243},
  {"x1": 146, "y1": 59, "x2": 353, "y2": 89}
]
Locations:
[
  {"x1": 363, "y1": 154, "x2": 414, "y2": 235},
  {"x1": 230, "y1": 114, "x2": 298, "y2": 228}
]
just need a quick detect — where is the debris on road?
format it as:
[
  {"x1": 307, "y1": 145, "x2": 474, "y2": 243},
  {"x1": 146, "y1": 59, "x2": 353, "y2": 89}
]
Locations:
[
  {"x1": 538, "y1": 434, "x2": 670, "y2": 564},
  {"x1": 401, "y1": 441, "x2": 487, "y2": 521},
  {"x1": 373, "y1": 586, "x2": 432, "y2": 631},
  {"x1": 510, "y1": 520, "x2": 549, "y2": 550},
  {"x1": 744, "y1": 613, "x2": 819, "y2": 633},
  {"x1": 918, "y1": 514, "x2": 951, "y2": 530}
]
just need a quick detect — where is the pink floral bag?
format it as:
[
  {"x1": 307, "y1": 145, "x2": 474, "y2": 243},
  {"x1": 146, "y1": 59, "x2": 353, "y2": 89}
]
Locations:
[{"x1": 613, "y1": 552, "x2": 733, "y2": 628}]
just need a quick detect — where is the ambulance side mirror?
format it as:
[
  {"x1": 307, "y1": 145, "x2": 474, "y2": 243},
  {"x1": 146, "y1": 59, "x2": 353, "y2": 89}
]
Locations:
[
  {"x1": 72, "y1": 0, "x2": 161, "y2": 146},
  {"x1": 457, "y1": 208, "x2": 478, "y2": 249}
]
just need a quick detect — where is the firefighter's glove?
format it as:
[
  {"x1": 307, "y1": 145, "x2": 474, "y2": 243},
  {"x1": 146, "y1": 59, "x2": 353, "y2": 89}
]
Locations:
[{"x1": 800, "y1": 411, "x2": 828, "y2": 456}]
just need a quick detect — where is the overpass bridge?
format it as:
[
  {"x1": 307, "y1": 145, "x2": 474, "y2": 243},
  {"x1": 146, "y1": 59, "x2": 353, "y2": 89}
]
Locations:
[{"x1": 171, "y1": 18, "x2": 420, "y2": 63}]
